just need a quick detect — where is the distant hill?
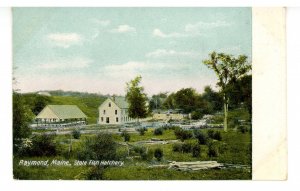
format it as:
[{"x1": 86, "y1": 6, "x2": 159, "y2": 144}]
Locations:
[
  {"x1": 22, "y1": 91, "x2": 107, "y2": 124},
  {"x1": 50, "y1": 95, "x2": 106, "y2": 124}
]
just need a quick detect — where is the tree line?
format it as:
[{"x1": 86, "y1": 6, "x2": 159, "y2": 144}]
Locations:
[{"x1": 125, "y1": 52, "x2": 251, "y2": 131}]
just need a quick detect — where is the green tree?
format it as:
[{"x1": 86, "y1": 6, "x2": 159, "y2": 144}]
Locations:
[
  {"x1": 227, "y1": 75, "x2": 252, "y2": 118},
  {"x1": 149, "y1": 92, "x2": 167, "y2": 111},
  {"x1": 125, "y1": 76, "x2": 148, "y2": 124},
  {"x1": 13, "y1": 93, "x2": 34, "y2": 153},
  {"x1": 202, "y1": 86, "x2": 223, "y2": 112},
  {"x1": 32, "y1": 95, "x2": 51, "y2": 115},
  {"x1": 203, "y1": 52, "x2": 251, "y2": 131},
  {"x1": 22, "y1": 94, "x2": 51, "y2": 115},
  {"x1": 172, "y1": 88, "x2": 201, "y2": 113},
  {"x1": 162, "y1": 93, "x2": 176, "y2": 109}
]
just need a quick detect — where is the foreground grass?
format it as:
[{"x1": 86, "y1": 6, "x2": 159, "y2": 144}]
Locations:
[
  {"x1": 13, "y1": 157, "x2": 251, "y2": 180},
  {"x1": 14, "y1": 127, "x2": 251, "y2": 180},
  {"x1": 103, "y1": 166, "x2": 251, "y2": 180}
]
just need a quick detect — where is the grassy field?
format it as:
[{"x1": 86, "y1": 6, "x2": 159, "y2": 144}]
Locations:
[{"x1": 13, "y1": 127, "x2": 252, "y2": 180}]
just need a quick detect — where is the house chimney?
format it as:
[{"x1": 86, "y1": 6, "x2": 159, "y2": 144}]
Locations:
[{"x1": 112, "y1": 95, "x2": 115, "y2": 101}]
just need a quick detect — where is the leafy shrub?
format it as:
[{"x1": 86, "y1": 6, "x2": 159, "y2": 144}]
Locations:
[
  {"x1": 207, "y1": 129, "x2": 222, "y2": 141},
  {"x1": 133, "y1": 146, "x2": 148, "y2": 160},
  {"x1": 72, "y1": 129, "x2": 81, "y2": 139},
  {"x1": 146, "y1": 149, "x2": 154, "y2": 161},
  {"x1": 153, "y1": 127, "x2": 163, "y2": 135},
  {"x1": 137, "y1": 127, "x2": 147, "y2": 135},
  {"x1": 86, "y1": 166, "x2": 105, "y2": 180},
  {"x1": 192, "y1": 144, "x2": 201, "y2": 157},
  {"x1": 172, "y1": 143, "x2": 183, "y2": 152},
  {"x1": 174, "y1": 127, "x2": 193, "y2": 141},
  {"x1": 154, "y1": 148, "x2": 163, "y2": 161},
  {"x1": 228, "y1": 118, "x2": 240, "y2": 129},
  {"x1": 213, "y1": 131, "x2": 222, "y2": 141},
  {"x1": 23, "y1": 134, "x2": 58, "y2": 157},
  {"x1": 219, "y1": 143, "x2": 229, "y2": 154},
  {"x1": 182, "y1": 142, "x2": 193, "y2": 153},
  {"x1": 194, "y1": 131, "x2": 208, "y2": 145},
  {"x1": 191, "y1": 110, "x2": 204, "y2": 120},
  {"x1": 238, "y1": 126, "x2": 248, "y2": 134},
  {"x1": 207, "y1": 141, "x2": 219, "y2": 157},
  {"x1": 121, "y1": 131, "x2": 130, "y2": 142},
  {"x1": 78, "y1": 133, "x2": 117, "y2": 161},
  {"x1": 207, "y1": 129, "x2": 215, "y2": 139}
]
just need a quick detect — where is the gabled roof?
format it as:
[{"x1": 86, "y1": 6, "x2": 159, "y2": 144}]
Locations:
[
  {"x1": 36, "y1": 105, "x2": 87, "y2": 119},
  {"x1": 113, "y1": 96, "x2": 129, "y2": 109}
]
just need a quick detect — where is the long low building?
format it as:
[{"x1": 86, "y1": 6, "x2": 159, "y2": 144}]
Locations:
[{"x1": 35, "y1": 105, "x2": 87, "y2": 127}]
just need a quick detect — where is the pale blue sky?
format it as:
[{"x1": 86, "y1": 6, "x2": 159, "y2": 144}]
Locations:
[{"x1": 13, "y1": 8, "x2": 251, "y2": 95}]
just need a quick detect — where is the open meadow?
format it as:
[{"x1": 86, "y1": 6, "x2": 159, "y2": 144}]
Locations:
[{"x1": 14, "y1": 123, "x2": 251, "y2": 180}]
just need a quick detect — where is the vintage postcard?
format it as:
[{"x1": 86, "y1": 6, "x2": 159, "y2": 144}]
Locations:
[{"x1": 12, "y1": 7, "x2": 286, "y2": 180}]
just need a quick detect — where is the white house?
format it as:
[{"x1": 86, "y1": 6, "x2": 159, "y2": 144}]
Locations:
[{"x1": 98, "y1": 96, "x2": 135, "y2": 125}]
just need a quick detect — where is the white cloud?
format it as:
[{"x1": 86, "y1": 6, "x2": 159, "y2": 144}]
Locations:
[
  {"x1": 38, "y1": 57, "x2": 92, "y2": 70},
  {"x1": 146, "y1": 49, "x2": 198, "y2": 58},
  {"x1": 111, "y1": 25, "x2": 136, "y2": 33},
  {"x1": 153, "y1": 21, "x2": 231, "y2": 38},
  {"x1": 91, "y1": 19, "x2": 111, "y2": 27},
  {"x1": 152, "y1": 29, "x2": 185, "y2": 38},
  {"x1": 47, "y1": 33, "x2": 83, "y2": 48},
  {"x1": 185, "y1": 20, "x2": 231, "y2": 33}
]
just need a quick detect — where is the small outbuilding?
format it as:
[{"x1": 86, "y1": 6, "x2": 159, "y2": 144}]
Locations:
[{"x1": 35, "y1": 105, "x2": 87, "y2": 127}]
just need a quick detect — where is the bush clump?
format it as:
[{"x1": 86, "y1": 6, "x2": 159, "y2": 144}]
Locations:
[
  {"x1": 86, "y1": 166, "x2": 105, "y2": 180},
  {"x1": 194, "y1": 130, "x2": 208, "y2": 145},
  {"x1": 154, "y1": 148, "x2": 163, "y2": 161},
  {"x1": 132, "y1": 146, "x2": 147, "y2": 160},
  {"x1": 192, "y1": 144, "x2": 201, "y2": 157},
  {"x1": 78, "y1": 133, "x2": 117, "y2": 161},
  {"x1": 207, "y1": 129, "x2": 215, "y2": 139},
  {"x1": 137, "y1": 127, "x2": 147, "y2": 135},
  {"x1": 213, "y1": 131, "x2": 222, "y2": 141},
  {"x1": 153, "y1": 127, "x2": 163, "y2": 135},
  {"x1": 20, "y1": 134, "x2": 58, "y2": 157},
  {"x1": 182, "y1": 142, "x2": 193, "y2": 153},
  {"x1": 174, "y1": 127, "x2": 193, "y2": 141},
  {"x1": 191, "y1": 110, "x2": 204, "y2": 120},
  {"x1": 207, "y1": 129, "x2": 222, "y2": 141},
  {"x1": 238, "y1": 126, "x2": 248, "y2": 134},
  {"x1": 121, "y1": 131, "x2": 130, "y2": 142},
  {"x1": 72, "y1": 129, "x2": 81, "y2": 139},
  {"x1": 172, "y1": 143, "x2": 183, "y2": 152},
  {"x1": 207, "y1": 141, "x2": 219, "y2": 157}
]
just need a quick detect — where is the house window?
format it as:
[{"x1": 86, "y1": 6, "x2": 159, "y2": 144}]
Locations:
[
  {"x1": 109, "y1": 102, "x2": 111, "y2": 107},
  {"x1": 103, "y1": 110, "x2": 106, "y2": 115},
  {"x1": 116, "y1": 117, "x2": 119, "y2": 122},
  {"x1": 101, "y1": 117, "x2": 103, "y2": 122},
  {"x1": 115, "y1": 110, "x2": 117, "y2": 115},
  {"x1": 106, "y1": 117, "x2": 109, "y2": 123}
]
